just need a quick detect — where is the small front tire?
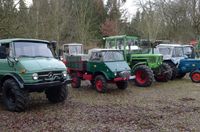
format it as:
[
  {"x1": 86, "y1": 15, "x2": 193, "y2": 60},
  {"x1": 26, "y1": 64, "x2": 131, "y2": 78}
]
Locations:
[
  {"x1": 116, "y1": 81, "x2": 128, "y2": 90},
  {"x1": 94, "y1": 75, "x2": 107, "y2": 93}
]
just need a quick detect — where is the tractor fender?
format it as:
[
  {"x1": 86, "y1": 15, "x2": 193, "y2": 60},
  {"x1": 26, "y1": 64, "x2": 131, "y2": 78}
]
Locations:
[
  {"x1": 94, "y1": 71, "x2": 110, "y2": 80},
  {"x1": 132, "y1": 62, "x2": 147, "y2": 71},
  {"x1": 1, "y1": 73, "x2": 24, "y2": 89},
  {"x1": 189, "y1": 69, "x2": 200, "y2": 77}
]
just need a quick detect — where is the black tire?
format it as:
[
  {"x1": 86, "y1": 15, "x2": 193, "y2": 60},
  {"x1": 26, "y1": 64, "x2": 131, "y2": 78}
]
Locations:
[
  {"x1": 90, "y1": 80, "x2": 95, "y2": 88},
  {"x1": 71, "y1": 73, "x2": 81, "y2": 88},
  {"x1": 165, "y1": 61, "x2": 177, "y2": 80},
  {"x1": 45, "y1": 85, "x2": 68, "y2": 103},
  {"x1": 94, "y1": 75, "x2": 107, "y2": 93},
  {"x1": 2, "y1": 79, "x2": 29, "y2": 112},
  {"x1": 190, "y1": 71, "x2": 200, "y2": 83},
  {"x1": 176, "y1": 73, "x2": 186, "y2": 79},
  {"x1": 134, "y1": 65, "x2": 154, "y2": 87},
  {"x1": 155, "y1": 63, "x2": 172, "y2": 82},
  {"x1": 116, "y1": 81, "x2": 128, "y2": 90}
]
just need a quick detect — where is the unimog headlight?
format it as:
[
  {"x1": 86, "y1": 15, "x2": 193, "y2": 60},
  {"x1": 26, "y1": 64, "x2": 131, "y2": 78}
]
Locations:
[
  {"x1": 32, "y1": 73, "x2": 39, "y2": 80},
  {"x1": 62, "y1": 71, "x2": 67, "y2": 77}
]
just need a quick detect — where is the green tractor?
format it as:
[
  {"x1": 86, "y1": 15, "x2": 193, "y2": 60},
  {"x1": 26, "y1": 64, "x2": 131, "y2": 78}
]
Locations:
[
  {"x1": 0, "y1": 38, "x2": 70, "y2": 112},
  {"x1": 104, "y1": 35, "x2": 172, "y2": 87},
  {"x1": 62, "y1": 43, "x2": 133, "y2": 93}
]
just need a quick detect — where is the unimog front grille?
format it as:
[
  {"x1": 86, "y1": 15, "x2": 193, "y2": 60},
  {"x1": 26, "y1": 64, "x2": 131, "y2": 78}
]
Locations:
[{"x1": 38, "y1": 71, "x2": 63, "y2": 80}]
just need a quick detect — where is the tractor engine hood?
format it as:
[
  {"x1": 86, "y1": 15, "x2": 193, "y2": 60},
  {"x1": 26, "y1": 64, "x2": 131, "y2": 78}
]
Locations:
[
  {"x1": 18, "y1": 58, "x2": 66, "y2": 72},
  {"x1": 105, "y1": 61, "x2": 130, "y2": 72}
]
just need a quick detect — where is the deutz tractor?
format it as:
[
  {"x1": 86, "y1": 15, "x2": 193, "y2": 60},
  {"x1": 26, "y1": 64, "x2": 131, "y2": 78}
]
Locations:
[
  {"x1": 0, "y1": 38, "x2": 70, "y2": 112},
  {"x1": 62, "y1": 43, "x2": 133, "y2": 93},
  {"x1": 104, "y1": 35, "x2": 172, "y2": 87}
]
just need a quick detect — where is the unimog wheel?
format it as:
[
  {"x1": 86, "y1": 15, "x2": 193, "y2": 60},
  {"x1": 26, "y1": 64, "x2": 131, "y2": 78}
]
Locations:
[
  {"x1": 165, "y1": 62, "x2": 177, "y2": 80},
  {"x1": 116, "y1": 81, "x2": 128, "y2": 90},
  {"x1": 155, "y1": 63, "x2": 172, "y2": 82},
  {"x1": 134, "y1": 65, "x2": 154, "y2": 87},
  {"x1": 71, "y1": 73, "x2": 81, "y2": 88},
  {"x1": 45, "y1": 85, "x2": 68, "y2": 103},
  {"x1": 94, "y1": 75, "x2": 107, "y2": 93},
  {"x1": 2, "y1": 79, "x2": 29, "y2": 112},
  {"x1": 190, "y1": 72, "x2": 200, "y2": 83}
]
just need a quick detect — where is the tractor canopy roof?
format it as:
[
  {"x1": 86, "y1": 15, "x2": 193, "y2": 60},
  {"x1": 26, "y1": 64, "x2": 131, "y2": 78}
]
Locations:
[
  {"x1": 157, "y1": 44, "x2": 183, "y2": 47},
  {"x1": 104, "y1": 35, "x2": 138, "y2": 40},
  {"x1": 0, "y1": 38, "x2": 49, "y2": 44},
  {"x1": 63, "y1": 43, "x2": 83, "y2": 46}
]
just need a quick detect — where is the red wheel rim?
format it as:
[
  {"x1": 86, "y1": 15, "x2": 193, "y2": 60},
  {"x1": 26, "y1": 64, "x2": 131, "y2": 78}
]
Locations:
[
  {"x1": 72, "y1": 77, "x2": 77, "y2": 87},
  {"x1": 96, "y1": 80, "x2": 103, "y2": 91},
  {"x1": 192, "y1": 73, "x2": 200, "y2": 82},
  {"x1": 136, "y1": 70, "x2": 147, "y2": 84}
]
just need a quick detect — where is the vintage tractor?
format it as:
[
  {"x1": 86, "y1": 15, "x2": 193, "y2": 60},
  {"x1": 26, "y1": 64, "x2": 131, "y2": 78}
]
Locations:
[
  {"x1": 0, "y1": 38, "x2": 70, "y2": 112},
  {"x1": 104, "y1": 35, "x2": 172, "y2": 87},
  {"x1": 63, "y1": 44, "x2": 133, "y2": 93},
  {"x1": 154, "y1": 44, "x2": 200, "y2": 82}
]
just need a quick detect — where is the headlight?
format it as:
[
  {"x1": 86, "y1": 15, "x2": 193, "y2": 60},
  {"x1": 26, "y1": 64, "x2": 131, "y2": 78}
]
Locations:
[
  {"x1": 62, "y1": 71, "x2": 67, "y2": 77},
  {"x1": 32, "y1": 73, "x2": 38, "y2": 80}
]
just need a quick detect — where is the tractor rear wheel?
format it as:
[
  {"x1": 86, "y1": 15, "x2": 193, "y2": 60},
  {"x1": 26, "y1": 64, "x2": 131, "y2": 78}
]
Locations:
[
  {"x1": 155, "y1": 63, "x2": 172, "y2": 82},
  {"x1": 116, "y1": 81, "x2": 128, "y2": 90},
  {"x1": 71, "y1": 73, "x2": 81, "y2": 88},
  {"x1": 134, "y1": 65, "x2": 154, "y2": 87},
  {"x1": 165, "y1": 61, "x2": 177, "y2": 80},
  {"x1": 190, "y1": 71, "x2": 200, "y2": 83},
  {"x1": 94, "y1": 75, "x2": 107, "y2": 93}
]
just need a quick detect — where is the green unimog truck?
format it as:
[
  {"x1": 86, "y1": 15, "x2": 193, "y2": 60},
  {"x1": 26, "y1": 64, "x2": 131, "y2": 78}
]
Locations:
[
  {"x1": 62, "y1": 43, "x2": 133, "y2": 93},
  {"x1": 0, "y1": 38, "x2": 70, "y2": 112},
  {"x1": 104, "y1": 35, "x2": 172, "y2": 87}
]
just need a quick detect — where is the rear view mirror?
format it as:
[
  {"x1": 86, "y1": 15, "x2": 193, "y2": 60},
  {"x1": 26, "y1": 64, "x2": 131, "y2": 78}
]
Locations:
[{"x1": 0, "y1": 46, "x2": 7, "y2": 59}]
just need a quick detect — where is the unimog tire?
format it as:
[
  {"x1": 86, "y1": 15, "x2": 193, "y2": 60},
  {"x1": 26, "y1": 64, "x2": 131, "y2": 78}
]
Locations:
[
  {"x1": 134, "y1": 65, "x2": 154, "y2": 87},
  {"x1": 45, "y1": 85, "x2": 68, "y2": 103},
  {"x1": 94, "y1": 75, "x2": 107, "y2": 93},
  {"x1": 2, "y1": 79, "x2": 29, "y2": 112},
  {"x1": 71, "y1": 73, "x2": 81, "y2": 88},
  {"x1": 116, "y1": 81, "x2": 128, "y2": 90},
  {"x1": 155, "y1": 63, "x2": 172, "y2": 82},
  {"x1": 165, "y1": 61, "x2": 177, "y2": 80}
]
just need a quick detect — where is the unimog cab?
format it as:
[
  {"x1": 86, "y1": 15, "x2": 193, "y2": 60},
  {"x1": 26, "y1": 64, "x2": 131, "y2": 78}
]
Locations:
[
  {"x1": 0, "y1": 38, "x2": 70, "y2": 112},
  {"x1": 63, "y1": 44, "x2": 133, "y2": 93},
  {"x1": 104, "y1": 35, "x2": 172, "y2": 87}
]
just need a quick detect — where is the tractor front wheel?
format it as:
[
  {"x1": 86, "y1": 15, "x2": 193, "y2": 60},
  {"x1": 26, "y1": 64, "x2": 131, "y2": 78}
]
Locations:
[
  {"x1": 134, "y1": 65, "x2": 154, "y2": 87},
  {"x1": 94, "y1": 75, "x2": 107, "y2": 93},
  {"x1": 71, "y1": 73, "x2": 81, "y2": 88},
  {"x1": 155, "y1": 63, "x2": 172, "y2": 82},
  {"x1": 190, "y1": 71, "x2": 200, "y2": 83}
]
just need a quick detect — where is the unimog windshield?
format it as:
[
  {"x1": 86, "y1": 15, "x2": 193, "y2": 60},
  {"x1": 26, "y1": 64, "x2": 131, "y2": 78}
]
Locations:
[
  {"x1": 90, "y1": 50, "x2": 124, "y2": 62},
  {"x1": 14, "y1": 41, "x2": 53, "y2": 58}
]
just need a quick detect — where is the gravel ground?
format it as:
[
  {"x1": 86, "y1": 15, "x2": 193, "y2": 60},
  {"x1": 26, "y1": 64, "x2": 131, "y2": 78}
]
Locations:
[{"x1": 0, "y1": 77, "x2": 200, "y2": 131}]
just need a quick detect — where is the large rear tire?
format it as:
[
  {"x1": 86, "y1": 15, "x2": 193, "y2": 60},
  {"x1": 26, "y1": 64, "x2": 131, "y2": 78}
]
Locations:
[
  {"x1": 2, "y1": 79, "x2": 29, "y2": 112},
  {"x1": 165, "y1": 61, "x2": 177, "y2": 80},
  {"x1": 71, "y1": 73, "x2": 81, "y2": 88},
  {"x1": 94, "y1": 75, "x2": 107, "y2": 93},
  {"x1": 155, "y1": 63, "x2": 172, "y2": 82},
  {"x1": 45, "y1": 85, "x2": 68, "y2": 103},
  {"x1": 116, "y1": 81, "x2": 128, "y2": 90},
  {"x1": 134, "y1": 65, "x2": 154, "y2": 87}
]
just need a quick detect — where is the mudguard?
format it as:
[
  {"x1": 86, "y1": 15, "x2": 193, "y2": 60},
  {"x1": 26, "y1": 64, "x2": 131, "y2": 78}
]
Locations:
[{"x1": 1, "y1": 73, "x2": 24, "y2": 89}]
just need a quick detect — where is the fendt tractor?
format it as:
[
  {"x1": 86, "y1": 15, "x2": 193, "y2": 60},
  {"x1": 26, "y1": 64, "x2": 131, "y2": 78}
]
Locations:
[
  {"x1": 104, "y1": 35, "x2": 172, "y2": 87},
  {"x1": 0, "y1": 38, "x2": 70, "y2": 112},
  {"x1": 62, "y1": 43, "x2": 133, "y2": 93},
  {"x1": 154, "y1": 44, "x2": 200, "y2": 82}
]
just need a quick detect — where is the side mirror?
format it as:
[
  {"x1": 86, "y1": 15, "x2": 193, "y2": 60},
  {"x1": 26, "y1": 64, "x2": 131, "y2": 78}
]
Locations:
[{"x1": 0, "y1": 46, "x2": 7, "y2": 59}]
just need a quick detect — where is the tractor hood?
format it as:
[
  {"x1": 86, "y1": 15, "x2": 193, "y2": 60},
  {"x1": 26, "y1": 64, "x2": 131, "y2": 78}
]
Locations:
[
  {"x1": 105, "y1": 61, "x2": 130, "y2": 72},
  {"x1": 18, "y1": 57, "x2": 66, "y2": 72}
]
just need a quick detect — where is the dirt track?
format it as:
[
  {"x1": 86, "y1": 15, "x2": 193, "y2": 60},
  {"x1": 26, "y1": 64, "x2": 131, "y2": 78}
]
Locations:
[{"x1": 0, "y1": 77, "x2": 200, "y2": 131}]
